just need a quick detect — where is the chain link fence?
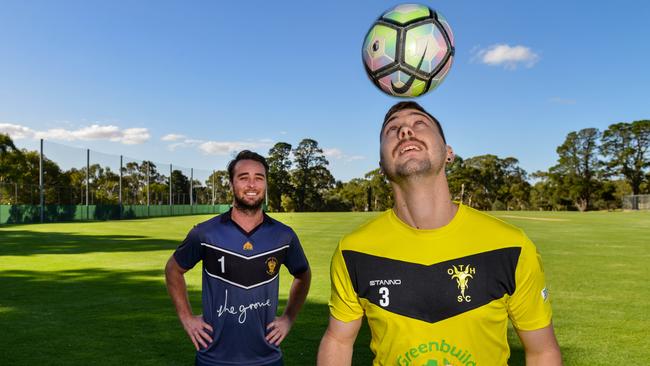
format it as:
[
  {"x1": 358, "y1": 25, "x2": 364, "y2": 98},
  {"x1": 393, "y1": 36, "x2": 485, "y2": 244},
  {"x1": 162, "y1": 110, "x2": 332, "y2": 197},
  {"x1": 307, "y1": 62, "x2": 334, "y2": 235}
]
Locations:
[
  {"x1": 622, "y1": 195, "x2": 650, "y2": 210},
  {"x1": 0, "y1": 139, "x2": 233, "y2": 224}
]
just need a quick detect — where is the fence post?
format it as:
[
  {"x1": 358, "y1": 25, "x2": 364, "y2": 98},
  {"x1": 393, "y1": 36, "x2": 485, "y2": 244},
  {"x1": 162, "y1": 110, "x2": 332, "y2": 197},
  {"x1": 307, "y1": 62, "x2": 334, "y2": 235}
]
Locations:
[
  {"x1": 190, "y1": 168, "x2": 194, "y2": 213},
  {"x1": 86, "y1": 149, "x2": 89, "y2": 220},
  {"x1": 146, "y1": 161, "x2": 150, "y2": 217},
  {"x1": 39, "y1": 139, "x2": 44, "y2": 223},
  {"x1": 119, "y1": 155, "x2": 123, "y2": 219},
  {"x1": 212, "y1": 170, "x2": 215, "y2": 206}
]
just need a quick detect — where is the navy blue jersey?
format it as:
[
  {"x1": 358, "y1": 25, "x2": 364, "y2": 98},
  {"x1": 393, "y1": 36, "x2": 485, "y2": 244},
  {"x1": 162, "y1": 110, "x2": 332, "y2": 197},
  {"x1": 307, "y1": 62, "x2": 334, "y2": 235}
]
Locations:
[{"x1": 174, "y1": 210, "x2": 309, "y2": 366}]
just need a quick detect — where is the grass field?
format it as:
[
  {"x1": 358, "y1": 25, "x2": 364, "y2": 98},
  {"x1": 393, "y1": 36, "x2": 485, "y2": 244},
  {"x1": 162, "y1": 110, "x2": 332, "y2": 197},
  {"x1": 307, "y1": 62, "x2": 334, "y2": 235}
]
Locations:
[{"x1": 1, "y1": 210, "x2": 649, "y2": 365}]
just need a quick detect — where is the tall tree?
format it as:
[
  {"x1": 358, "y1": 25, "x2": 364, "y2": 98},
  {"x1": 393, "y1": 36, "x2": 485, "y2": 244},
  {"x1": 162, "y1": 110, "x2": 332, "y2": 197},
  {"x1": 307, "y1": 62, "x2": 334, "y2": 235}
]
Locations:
[
  {"x1": 601, "y1": 120, "x2": 650, "y2": 195},
  {"x1": 365, "y1": 168, "x2": 393, "y2": 211},
  {"x1": 446, "y1": 154, "x2": 530, "y2": 210},
  {"x1": 551, "y1": 128, "x2": 602, "y2": 211},
  {"x1": 0, "y1": 134, "x2": 24, "y2": 185},
  {"x1": 205, "y1": 170, "x2": 232, "y2": 204},
  {"x1": 266, "y1": 142, "x2": 293, "y2": 212},
  {"x1": 170, "y1": 169, "x2": 190, "y2": 204},
  {"x1": 291, "y1": 138, "x2": 334, "y2": 211}
]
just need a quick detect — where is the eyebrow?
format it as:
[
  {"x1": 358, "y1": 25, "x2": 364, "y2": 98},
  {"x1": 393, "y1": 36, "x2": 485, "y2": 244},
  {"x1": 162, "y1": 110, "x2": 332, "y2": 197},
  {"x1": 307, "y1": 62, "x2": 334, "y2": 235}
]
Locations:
[
  {"x1": 383, "y1": 111, "x2": 433, "y2": 130},
  {"x1": 237, "y1": 172, "x2": 266, "y2": 178}
]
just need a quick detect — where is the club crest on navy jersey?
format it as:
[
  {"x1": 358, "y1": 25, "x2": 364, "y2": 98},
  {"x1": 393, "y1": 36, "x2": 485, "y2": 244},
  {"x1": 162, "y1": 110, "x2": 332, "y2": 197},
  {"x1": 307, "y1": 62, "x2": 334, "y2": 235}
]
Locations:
[
  {"x1": 243, "y1": 241, "x2": 254, "y2": 251},
  {"x1": 266, "y1": 257, "x2": 278, "y2": 275}
]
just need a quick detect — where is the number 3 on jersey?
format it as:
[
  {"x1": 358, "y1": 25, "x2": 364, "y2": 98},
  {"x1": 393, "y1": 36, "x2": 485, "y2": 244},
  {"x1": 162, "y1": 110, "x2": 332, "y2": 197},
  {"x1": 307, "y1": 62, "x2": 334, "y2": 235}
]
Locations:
[{"x1": 379, "y1": 286, "x2": 390, "y2": 307}]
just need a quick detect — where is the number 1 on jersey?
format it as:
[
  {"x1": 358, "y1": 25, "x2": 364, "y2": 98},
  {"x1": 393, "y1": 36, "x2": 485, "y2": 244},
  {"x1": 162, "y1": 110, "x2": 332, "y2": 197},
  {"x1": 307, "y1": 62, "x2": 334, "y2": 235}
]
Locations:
[{"x1": 218, "y1": 256, "x2": 225, "y2": 273}]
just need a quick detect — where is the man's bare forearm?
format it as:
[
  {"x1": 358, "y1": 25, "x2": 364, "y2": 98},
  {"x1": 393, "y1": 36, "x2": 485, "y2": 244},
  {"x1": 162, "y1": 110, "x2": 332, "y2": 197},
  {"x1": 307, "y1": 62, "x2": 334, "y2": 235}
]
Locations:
[
  {"x1": 526, "y1": 349, "x2": 562, "y2": 366},
  {"x1": 165, "y1": 256, "x2": 193, "y2": 320},
  {"x1": 282, "y1": 269, "x2": 311, "y2": 322},
  {"x1": 317, "y1": 331, "x2": 354, "y2": 366}
]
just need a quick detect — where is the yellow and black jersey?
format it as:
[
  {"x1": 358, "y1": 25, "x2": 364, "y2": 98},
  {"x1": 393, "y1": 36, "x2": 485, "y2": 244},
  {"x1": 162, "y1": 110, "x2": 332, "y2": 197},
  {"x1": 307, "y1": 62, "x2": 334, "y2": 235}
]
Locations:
[{"x1": 329, "y1": 204, "x2": 552, "y2": 366}]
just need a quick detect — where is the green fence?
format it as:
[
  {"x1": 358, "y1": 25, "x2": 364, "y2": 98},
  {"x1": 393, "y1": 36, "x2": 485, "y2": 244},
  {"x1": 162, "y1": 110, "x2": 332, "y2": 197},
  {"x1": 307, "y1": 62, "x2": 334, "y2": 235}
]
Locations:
[{"x1": 0, "y1": 204, "x2": 231, "y2": 225}]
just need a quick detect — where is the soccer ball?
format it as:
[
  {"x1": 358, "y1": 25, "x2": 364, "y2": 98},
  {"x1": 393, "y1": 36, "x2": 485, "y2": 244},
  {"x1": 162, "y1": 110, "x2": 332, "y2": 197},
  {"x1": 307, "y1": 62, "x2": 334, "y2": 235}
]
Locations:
[{"x1": 362, "y1": 4, "x2": 455, "y2": 98}]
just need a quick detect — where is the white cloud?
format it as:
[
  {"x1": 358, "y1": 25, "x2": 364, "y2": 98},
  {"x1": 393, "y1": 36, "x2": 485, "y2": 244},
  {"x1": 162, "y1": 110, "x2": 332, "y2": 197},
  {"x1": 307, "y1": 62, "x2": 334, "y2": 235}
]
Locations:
[
  {"x1": 0, "y1": 123, "x2": 35, "y2": 139},
  {"x1": 198, "y1": 141, "x2": 271, "y2": 155},
  {"x1": 323, "y1": 148, "x2": 344, "y2": 159},
  {"x1": 548, "y1": 97, "x2": 577, "y2": 105},
  {"x1": 0, "y1": 122, "x2": 150, "y2": 144},
  {"x1": 324, "y1": 148, "x2": 366, "y2": 162},
  {"x1": 346, "y1": 155, "x2": 365, "y2": 161},
  {"x1": 161, "y1": 133, "x2": 186, "y2": 142},
  {"x1": 121, "y1": 128, "x2": 150, "y2": 145},
  {"x1": 474, "y1": 44, "x2": 539, "y2": 69},
  {"x1": 164, "y1": 136, "x2": 272, "y2": 155}
]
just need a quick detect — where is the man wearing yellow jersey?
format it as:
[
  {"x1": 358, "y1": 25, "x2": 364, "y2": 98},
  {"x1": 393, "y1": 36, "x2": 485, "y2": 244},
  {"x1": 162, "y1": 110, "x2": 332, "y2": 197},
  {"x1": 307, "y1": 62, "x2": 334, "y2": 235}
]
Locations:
[{"x1": 317, "y1": 101, "x2": 562, "y2": 366}]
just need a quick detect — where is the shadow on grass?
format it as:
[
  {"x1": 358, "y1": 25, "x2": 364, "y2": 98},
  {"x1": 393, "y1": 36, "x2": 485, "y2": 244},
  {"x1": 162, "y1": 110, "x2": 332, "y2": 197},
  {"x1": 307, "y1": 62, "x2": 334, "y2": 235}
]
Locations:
[
  {"x1": 0, "y1": 268, "x2": 197, "y2": 365},
  {"x1": 278, "y1": 299, "x2": 374, "y2": 366},
  {"x1": 0, "y1": 267, "x2": 561, "y2": 366},
  {"x1": 0, "y1": 230, "x2": 180, "y2": 256},
  {"x1": 0, "y1": 267, "x2": 349, "y2": 366}
]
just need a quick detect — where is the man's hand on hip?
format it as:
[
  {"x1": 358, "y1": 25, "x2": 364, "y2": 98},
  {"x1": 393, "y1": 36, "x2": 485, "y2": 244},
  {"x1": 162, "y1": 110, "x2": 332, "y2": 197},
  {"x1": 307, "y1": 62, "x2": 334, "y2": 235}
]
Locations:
[
  {"x1": 181, "y1": 315, "x2": 213, "y2": 350},
  {"x1": 265, "y1": 314, "x2": 293, "y2": 346}
]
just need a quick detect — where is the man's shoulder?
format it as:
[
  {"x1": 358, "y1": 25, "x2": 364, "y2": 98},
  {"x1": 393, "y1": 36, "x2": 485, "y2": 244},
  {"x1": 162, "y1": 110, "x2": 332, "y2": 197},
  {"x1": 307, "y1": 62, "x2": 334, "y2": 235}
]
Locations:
[
  {"x1": 339, "y1": 210, "x2": 392, "y2": 248},
  {"x1": 192, "y1": 213, "x2": 227, "y2": 233},
  {"x1": 461, "y1": 205, "x2": 527, "y2": 239},
  {"x1": 264, "y1": 214, "x2": 296, "y2": 235}
]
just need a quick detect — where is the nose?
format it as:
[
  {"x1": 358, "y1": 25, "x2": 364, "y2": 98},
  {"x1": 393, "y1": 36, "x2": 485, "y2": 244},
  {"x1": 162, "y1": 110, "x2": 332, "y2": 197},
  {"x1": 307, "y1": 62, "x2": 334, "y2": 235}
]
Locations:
[{"x1": 398, "y1": 125, "x2": 414, "y2": 140}]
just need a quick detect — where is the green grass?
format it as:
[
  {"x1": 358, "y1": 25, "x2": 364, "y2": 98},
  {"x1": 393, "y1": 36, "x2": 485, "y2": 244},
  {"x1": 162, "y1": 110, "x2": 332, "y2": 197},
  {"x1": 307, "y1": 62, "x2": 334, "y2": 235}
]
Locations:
[{"x1": 1, "y1": 210, "x2": 648, "y2": 365}]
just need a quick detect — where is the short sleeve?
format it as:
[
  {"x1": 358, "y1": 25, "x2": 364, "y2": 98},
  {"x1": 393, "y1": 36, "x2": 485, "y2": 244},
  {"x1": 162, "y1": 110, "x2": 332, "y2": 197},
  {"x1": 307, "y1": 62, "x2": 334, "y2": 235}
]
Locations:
[
  {"x1": 173, "y1": 226, "x2": 203, "y2": 270},
  {"x1": 328, "y1": 243, "x2": 364, "y2": 322},
  {"x1": 507, "y1": 232, "x2": 553, "y2": 331},
  {"x1": 284, "y1": 229, "x2": 309, "y2": 276}
]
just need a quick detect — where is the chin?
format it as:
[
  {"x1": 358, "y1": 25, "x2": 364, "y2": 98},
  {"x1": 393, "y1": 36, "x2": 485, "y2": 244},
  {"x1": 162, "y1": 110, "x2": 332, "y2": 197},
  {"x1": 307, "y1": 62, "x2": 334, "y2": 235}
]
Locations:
[{"x1": 395, "y1": 160, "x2": 433, "y2": 177}]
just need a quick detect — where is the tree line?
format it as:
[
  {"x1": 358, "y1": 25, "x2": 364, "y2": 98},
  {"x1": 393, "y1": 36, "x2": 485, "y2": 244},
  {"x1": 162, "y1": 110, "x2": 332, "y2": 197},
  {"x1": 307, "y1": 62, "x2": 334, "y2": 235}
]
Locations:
[{"x1": 0, "y1": 119, "x2": 648, "y2": 211}]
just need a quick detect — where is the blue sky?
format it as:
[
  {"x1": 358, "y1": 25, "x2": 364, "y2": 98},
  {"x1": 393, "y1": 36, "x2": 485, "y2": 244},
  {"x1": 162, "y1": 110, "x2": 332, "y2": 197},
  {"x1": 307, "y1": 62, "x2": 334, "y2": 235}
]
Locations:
[{"x1": 1, "y1": 0, "x2": 649, "y2": 182}]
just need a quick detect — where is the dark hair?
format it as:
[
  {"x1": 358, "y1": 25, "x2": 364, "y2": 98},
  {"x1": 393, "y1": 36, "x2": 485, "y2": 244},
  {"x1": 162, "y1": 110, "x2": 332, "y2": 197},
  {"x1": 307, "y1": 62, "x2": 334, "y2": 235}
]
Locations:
[
  {"x1": 381, "y1": 101, "x2": 446, "y2": 143},
  {"x1": 227, "y1": 150, "x2": 269, "y2": 182}
]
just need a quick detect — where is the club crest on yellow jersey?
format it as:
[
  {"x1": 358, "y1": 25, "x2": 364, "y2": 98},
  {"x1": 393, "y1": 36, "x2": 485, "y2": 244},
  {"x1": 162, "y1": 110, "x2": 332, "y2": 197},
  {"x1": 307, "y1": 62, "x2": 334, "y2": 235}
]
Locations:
[{"x1": 448, "y1": 264, "x2": 475, "y2": 303}]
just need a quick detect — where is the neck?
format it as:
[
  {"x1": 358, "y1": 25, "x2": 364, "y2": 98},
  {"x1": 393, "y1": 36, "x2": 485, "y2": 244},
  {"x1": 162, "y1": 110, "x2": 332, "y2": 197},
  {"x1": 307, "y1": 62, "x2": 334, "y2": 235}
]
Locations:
[
  {"x1": 231, "y1": 205, "x2": 264, "y2": 232},
  {"x1": 390, "y1": 173, "x2": 458, "y2": 230}
]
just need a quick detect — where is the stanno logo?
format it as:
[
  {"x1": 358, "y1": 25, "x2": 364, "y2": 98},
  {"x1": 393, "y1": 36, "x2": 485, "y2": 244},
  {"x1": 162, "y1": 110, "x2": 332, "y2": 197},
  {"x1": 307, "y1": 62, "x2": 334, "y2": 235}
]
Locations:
[
  {"x1": 541, "y1": 287, "x2": 549, "y2": 302},
  {"x1": 369, "y1": 279, "x2": 402, "y2": 286},
  {"x1": 448, "y1": 264, "x2": 476, "y2": 303}
]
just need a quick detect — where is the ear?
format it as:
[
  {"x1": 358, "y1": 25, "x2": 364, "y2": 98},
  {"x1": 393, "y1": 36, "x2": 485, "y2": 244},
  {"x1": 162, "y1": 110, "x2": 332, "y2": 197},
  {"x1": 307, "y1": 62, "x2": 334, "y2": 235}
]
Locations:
[{"x1": 445, "y1": 145, "x2": 455, "y2": 163}]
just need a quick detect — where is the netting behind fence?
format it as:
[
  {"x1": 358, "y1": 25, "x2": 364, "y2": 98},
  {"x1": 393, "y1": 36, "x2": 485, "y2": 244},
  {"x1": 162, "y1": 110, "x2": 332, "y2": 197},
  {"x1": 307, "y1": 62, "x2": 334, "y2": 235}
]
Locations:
[
  {"x1": 0, "y1": 139, "x2": 233, "y2": 224},
  {"x1": 622, "y1": 195, "x2": 650, "y2": 210},
  {"x1": 0, "y1": 204, "x2": 232, "y2": 224}
]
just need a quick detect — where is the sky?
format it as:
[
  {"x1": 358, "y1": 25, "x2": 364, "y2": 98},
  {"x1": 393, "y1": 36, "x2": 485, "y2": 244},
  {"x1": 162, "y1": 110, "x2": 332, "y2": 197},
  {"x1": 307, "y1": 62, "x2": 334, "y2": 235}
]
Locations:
[{"x1": 1, "y1": 0, "x2": 649, "y2": 183}]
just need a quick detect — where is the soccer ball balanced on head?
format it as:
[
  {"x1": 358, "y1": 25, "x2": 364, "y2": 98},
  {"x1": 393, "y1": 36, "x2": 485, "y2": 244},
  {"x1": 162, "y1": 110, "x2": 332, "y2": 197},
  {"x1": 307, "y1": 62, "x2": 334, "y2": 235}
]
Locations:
[{"x1": 362, "y1": 3, "x2": 455, "y2": 97}]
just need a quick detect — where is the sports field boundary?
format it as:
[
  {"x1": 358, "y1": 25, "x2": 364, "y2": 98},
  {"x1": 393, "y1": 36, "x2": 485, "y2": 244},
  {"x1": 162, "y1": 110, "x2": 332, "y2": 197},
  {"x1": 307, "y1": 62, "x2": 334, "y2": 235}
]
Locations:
[{"x1": 0, "y1": 203, "x2": 231, "y2": 225}]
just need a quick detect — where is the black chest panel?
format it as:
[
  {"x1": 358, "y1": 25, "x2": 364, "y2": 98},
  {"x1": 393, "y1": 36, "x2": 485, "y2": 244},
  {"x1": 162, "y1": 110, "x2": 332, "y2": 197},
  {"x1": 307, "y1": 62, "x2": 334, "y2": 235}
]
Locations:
[
  {"x1": 203, "y1": 244, "x2": 288, "y2": 289},
  {"x1": 342, "y1": 247, "x2": 521, "y2": 323}
]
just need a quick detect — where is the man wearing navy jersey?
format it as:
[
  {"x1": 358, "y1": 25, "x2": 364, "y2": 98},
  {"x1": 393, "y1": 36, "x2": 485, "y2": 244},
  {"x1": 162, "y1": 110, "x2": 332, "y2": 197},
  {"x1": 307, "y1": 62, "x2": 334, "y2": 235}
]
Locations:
[{"x1": 165, "y1": 150, "x2": 311, "y2": 366}]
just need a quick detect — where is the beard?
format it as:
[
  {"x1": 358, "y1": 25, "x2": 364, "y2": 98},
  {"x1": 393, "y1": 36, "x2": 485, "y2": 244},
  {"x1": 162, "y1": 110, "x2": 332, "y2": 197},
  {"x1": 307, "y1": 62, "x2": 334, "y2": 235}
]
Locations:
[
  {"x1": 233, "y1": 193, "x2": 264, "y2": 214},
  {"x1": 381, "y1": 154, "x2": 445, "y2": 183},
  {"x1": 393, "y1": 158, "x2": 433, "y2": 179}
]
